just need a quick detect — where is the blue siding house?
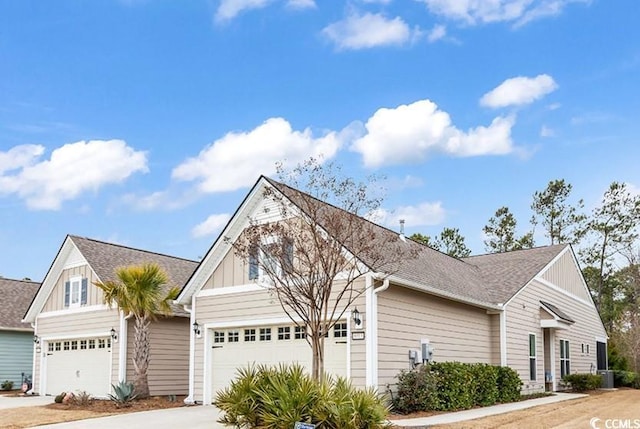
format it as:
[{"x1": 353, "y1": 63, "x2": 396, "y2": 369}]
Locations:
[{"x1": 0, "y1": 278, "x2": 39, "y2": 390}]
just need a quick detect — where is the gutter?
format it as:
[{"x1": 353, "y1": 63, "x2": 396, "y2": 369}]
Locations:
[
  {"x1": 118, "y1": 311, "x2": 134, "y2": 383},
  {"x1": 366, "y1": 273, "x2": 390, "y2": 388},
  {"x1": 180, "y1": 297, "x2": 196, "y2": 405}
]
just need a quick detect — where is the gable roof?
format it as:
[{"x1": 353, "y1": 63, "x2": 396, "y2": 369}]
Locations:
[
  {"x1": 0, "y1": 278, "x2": 40, "y2": 331},
  {"x1": 179, "y1": 175, "x2": 571, "y2": 310},
  {"x1": 24, "y1": 235, "x2": 199, "y2": 321},
  {"x1": 462, "y1": 244, "x2": 568, "y2": 304}
]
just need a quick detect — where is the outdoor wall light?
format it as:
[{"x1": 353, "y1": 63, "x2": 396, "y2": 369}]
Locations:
[
  {"x1": 33, "y1": 335, "x2": 40, "y2": 345},
  {"x1": 193, "y1": 321, "x2": 201, "y2": 337},
  {"x1": 352, "y1": 308, "x2": 361, "y2": 326},
  {"x1": 110, "y1": 327, "x2": 118, "y2": 342}
]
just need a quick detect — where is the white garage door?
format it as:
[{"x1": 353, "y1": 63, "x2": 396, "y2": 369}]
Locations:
[
  {"x1": 211, "y1": 323, "x2": 348, "y2": 397},
  {"x1": 45, "y1": 337, "x2": 111, "y2": 397}
]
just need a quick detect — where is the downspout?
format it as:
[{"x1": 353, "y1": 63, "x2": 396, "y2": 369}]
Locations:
[
  {"x1": 118, "y1": 311, "x2": 133, "y2": 383},
  {"x1": 499, "y1": 304, "x2": 507, "y2": 366},
  {"x1": 368, "y1": 275, "x2": 389, "y2": 389},
  {"x1": 181, "y1": 295, "x2": 196, "y2": 405}
]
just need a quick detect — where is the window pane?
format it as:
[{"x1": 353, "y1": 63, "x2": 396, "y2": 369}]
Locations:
[
  {"x1": 529, "y1": 334, "x2": 536, "y2": 357},
  {"x1": 529, "y1": 358, "x2": 536, "y2": 380}
]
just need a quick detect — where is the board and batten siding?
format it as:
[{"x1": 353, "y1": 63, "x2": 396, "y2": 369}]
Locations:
[
  {"x1": 193, "y1": 278, "x2": 367, "y2": 402},
  {"x1": 125, "y1": 317, "x2": 190, "y2": 395},
  {"x1": 0, "y1": 331, "x2": 33, "y2": 388},
  {"x1": 377, "y1": 285, "x2": 495, "y2": 390},
  {"x1": 541, "y1": 251, "x2": 591, "y2": 302},
  {"x1": 202, "y1": 248, "x2": 249, "y2": 290},
  {"x1": 42, "y1": 265, "x2": 103, "y2": 312},
  {"x1": 34, "y1": 308, "x2": 120, "y2": 394},
  {"x1": 505, "y1": 278, "x2": 607, "y2": 394}
]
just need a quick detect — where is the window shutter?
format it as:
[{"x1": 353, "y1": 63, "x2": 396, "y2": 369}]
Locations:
[
  {"x1": 249, "y1": 246, "x2": 259, "y2": 280},
  {"x1": 81, "y1": 278, "x2": 88, "y2": 305},
  {"x1": 283, "y1": 239, "x2": 293, "y2": 272},
  {"x1": 64, "y1": 281, "x2": 71, "y2": 307}
]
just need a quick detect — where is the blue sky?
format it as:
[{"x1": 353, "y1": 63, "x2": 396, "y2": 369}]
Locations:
[{"x1": 1, "y1": 0, "x2": 639, "y2": 281}]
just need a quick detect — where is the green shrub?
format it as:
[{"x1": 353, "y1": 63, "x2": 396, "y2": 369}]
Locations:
[
  {"x1": 54, "y1": 392, "x2": 66, "y2": 404},
  {"x1": 562, "y1": 373, "x2": 602, "y2": 392},
  {"x1": 429, "y1": 362, "x2": 476, "y2": 411},
  {"x1": 613, "y1": 371, "x2": 638, "y2": 388},
  {"x1": 496, "y1": 366, "x2": 522, "y2": 403},
  {"x1": 213, "y1": 364, "x2": 390, "y2": 429},
  {"x1": 1, "y1": 380, "x2": 13, "y2": 391},
  {"x1": 391, "y1": 365, "x2": 439, "y2": 414},
  {"x1": 109, "y1": 381, "x2": 138, "y2": 407},
  {"x1": 470, "y1": 363, "x2": 499, "y2": 406}
]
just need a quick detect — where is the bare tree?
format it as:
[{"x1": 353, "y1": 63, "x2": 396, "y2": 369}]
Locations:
[{"x1": 227, "y1": 159, "x2": 416, "y2": 380}]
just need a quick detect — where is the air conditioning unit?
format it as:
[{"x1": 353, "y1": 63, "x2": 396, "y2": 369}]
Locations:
[{"x1": 597, "y1": 370, "x2": 614, "y2": 389}]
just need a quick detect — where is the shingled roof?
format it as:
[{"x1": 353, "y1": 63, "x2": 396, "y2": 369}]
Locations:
[
  {"x1": 70, "y1": 236, "x2": 199, "y2": 317},
  {"x1": 264, "y1": 177, "x2": 569, "y2": 308},
  {"x1": 0, "y1": 278, "x2": 40, "y2": 331}
]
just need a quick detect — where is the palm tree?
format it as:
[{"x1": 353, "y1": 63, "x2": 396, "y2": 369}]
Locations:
[{"x1": 95, "y1": 263, "x2": 179, "y2": 398}]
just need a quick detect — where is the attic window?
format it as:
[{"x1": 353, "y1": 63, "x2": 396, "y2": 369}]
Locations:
[{"x1": 65, "y1": 276, "x2": 88, "y2": 308}]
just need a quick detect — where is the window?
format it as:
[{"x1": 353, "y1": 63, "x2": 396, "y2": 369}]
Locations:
[
  {"x1": 98, "y1": 339, "x2": 106, "y2": 349},
  {"x1": 244, "y1": 329, "x2": 256, "y2": 342},
  {"x1": 71, "y1": 340, "x2": 78, "y2": 350},
  {"x1": 334, "y1": 323, "x2": 347, "y2": 338},
  {"x1": 64, "y1": 277, "x2": 88, "y2": 308},
  {"x1": 48, "y1": 343, "x2": 54, "y2": 352},
  {"x1": 55, "y1": 342, "x2": 61, "y2": 351},
  {"x1": 294, "y1": 326, "x2": 306, "y2": 339},
  {"x1": 63, "y1": 341, "x2": 70, "y2": 351},
  {"x1": 560, "y1": 339, "x2": 570, "y2": 377},
  {"x1": 214, "y1": 331, "x2": 225, "y2": 343},
  {"x1": 80, "y1": 340, "x2": 87, "y2": 350},
  {"x1": 529, "y1": 334, "x2": 537, "y2": 381},
  {"x1": 107, "y1": 339, "x2": 111, "y2": 348},
  {"x1": 88, "y1": 339, "x2": 95, "y2": 349},
  {"x1": 259, "y1": 328, "x2": 271, "y2": 341},
  {"x1": 228, "y1": 331, "x2": 239, "y2": 343},
  {"x1": 586, "y1": 344, "x2": 590, "y2": 355},
  {"x1": 278, "y1": 327, "x2": 290, "y2": 340},
  {"x1": 248, "y1": 237, "x2": 294, "y2": 281}
]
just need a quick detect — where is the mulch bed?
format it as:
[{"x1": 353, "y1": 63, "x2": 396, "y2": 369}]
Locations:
[{"x1": 46, "y1": 395, "x2": 188, "y2": 413}]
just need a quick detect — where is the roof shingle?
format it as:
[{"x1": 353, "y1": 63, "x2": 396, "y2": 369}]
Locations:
[{"x1": 0, "y1": 278, "x2": 40, "y2": 330}]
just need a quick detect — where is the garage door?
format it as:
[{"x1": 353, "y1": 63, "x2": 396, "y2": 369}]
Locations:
[
  {"x1": 211, "y1": 323, "x2": 348, "y2": 397},
  {"x1": 45, "y1": 337, "x2": 111, "y2": 397}
]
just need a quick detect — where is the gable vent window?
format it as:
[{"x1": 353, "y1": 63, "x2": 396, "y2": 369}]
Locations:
[{"x1": 64, "y1": 276, "x2": 88, "y2": 308}]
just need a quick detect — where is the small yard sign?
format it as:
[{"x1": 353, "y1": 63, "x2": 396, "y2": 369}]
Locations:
[{"x1": 294, "y1": 422, "x2": 316, "y2": 429}]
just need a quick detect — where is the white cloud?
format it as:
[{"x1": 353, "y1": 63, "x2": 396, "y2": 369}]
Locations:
[
  {"x1": 372, "y1": 201, "x2": 446, "y2": 228},
  {"x1": 351, "y1": 99, "x2": 515, "y2": 167},
  {"x1": 547, "y1": 102, "x2": 562, "y2": 110},
  {"x1": 418, "y1": 0, "x2": 588, "y2": 27},
  {"x1": 286, "y1": 0, "x2": 315, "y2": 10},
  {"x1": 192, "y1": 213, "x2": 232, "y2": 238},
  {"x1": 322, "y1": 12, "x2": 416, "y2": 50},
  {"x1": 480, "y1": 74, "x2": 558, "y2": 108},
  {"x1": 427, "y1": 24, "x2": 447, "y2": 42},
  {"x1": 540, "y1": 125, "x2": 555, "y2": 137},
  {"x1": 0, "y1": 140, "x2": 148, "y2": 210},
  {"x1": 0, "y1": 144, "x2": 44, "y2": 174},
  {"x1": 216, "y1": 0, "x2": 272, "y2": 22},
  {"x1": 172, "y1": 117, "x2": 342, "y2": 193}
]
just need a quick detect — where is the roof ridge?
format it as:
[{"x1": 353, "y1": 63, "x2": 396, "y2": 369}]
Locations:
[
  {"x1": 463, "y1": 243, "x2": 568, "y2": 259},
  {"x1": 264, "y1": 176, "x2": 479, "y2": 270},
  {"x1": 69, "y1": 235, "x2": 199, "y2": 264},
  {"x1": 0, "y1": 277, "x2": 40, "y2": 285}
]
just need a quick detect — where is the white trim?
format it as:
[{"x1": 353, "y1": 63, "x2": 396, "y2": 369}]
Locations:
[
  {"x1": 37, "y1": 304, "x2": 109, "y2": 319},
  {"x1": 68, "y1": 275, "x2": 83, "y2": 309},
  {"x1": 39, "y1": 331, "x2": 112, "y2": 341},
  {"x1": 202, "y1": 328, "x2": 212, "y2": 405},
  {"x1": 500, "y1": 309, "x2": 507, "y2": 366},
  {"x1": 185, "y1": 296, "x2": 196, "y2": 405},
  {"x1": 528, "y1": 332, "x2": 537, "y2": 381},
  {"x1": 370, "y1": 276, "x2": 389, "y2": 389},
  {"x1": 550, "y1": 329, "x2": 557, "y2": 391},
  {"x1": 535, "y1": 277, "x2": 592, "y2": 307},
  {"x1": 196, "y1": 284, "x2": 265, "y2": 297},
  {"x1": 595, "y1": 335, "x2": 608, "y2": 343},
  {"x1": 365, "y1": 274, "x2": 374, "y2": 387},
  {"x1": 540, "y1": 319, "x2": 572, "y2": 329},
  {"x1": 32, "y1": 318, "x2": 38, "y2": 394},
  {"x1": 203, "y1": 316, "x2": 306, "y2": 330},
  {"x1": 117, "y1": 311, "x2": 127, "y2": 382},
  {"x1": 63, "y1": 261, "x2": 88, "y2": 270},
  {"x1": 346, "y1": 309, "x2": 351, "y2": 379}
]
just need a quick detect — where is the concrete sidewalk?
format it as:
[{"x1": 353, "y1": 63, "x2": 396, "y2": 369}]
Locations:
[
  {"x1": 390, "y1": 392, "x2": 588, "y2": 427},
  {"x1": 0, "y1": 394, "x2": 52, "y2": 410}
]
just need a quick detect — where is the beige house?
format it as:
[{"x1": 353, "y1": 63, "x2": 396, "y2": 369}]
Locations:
[
  {"x1": 23, "y1": 235, "x2": 198, "y2": 398},
  {"x1": 176, "y1": 176, "x2": 608, "y2": 404}
]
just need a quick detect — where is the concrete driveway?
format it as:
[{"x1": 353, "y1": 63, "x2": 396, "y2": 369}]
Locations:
[
  {"x1": 32, "y1": 405, "x2": 224, "y2": 429},
  {"x1": 0, "y1": 394, "x2": 52, "y2": 410}
]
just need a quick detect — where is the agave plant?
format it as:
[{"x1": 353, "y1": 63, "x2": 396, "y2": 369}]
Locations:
[{"x1": 109, "y1": 381, "x2": 138, "y2": 408}]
